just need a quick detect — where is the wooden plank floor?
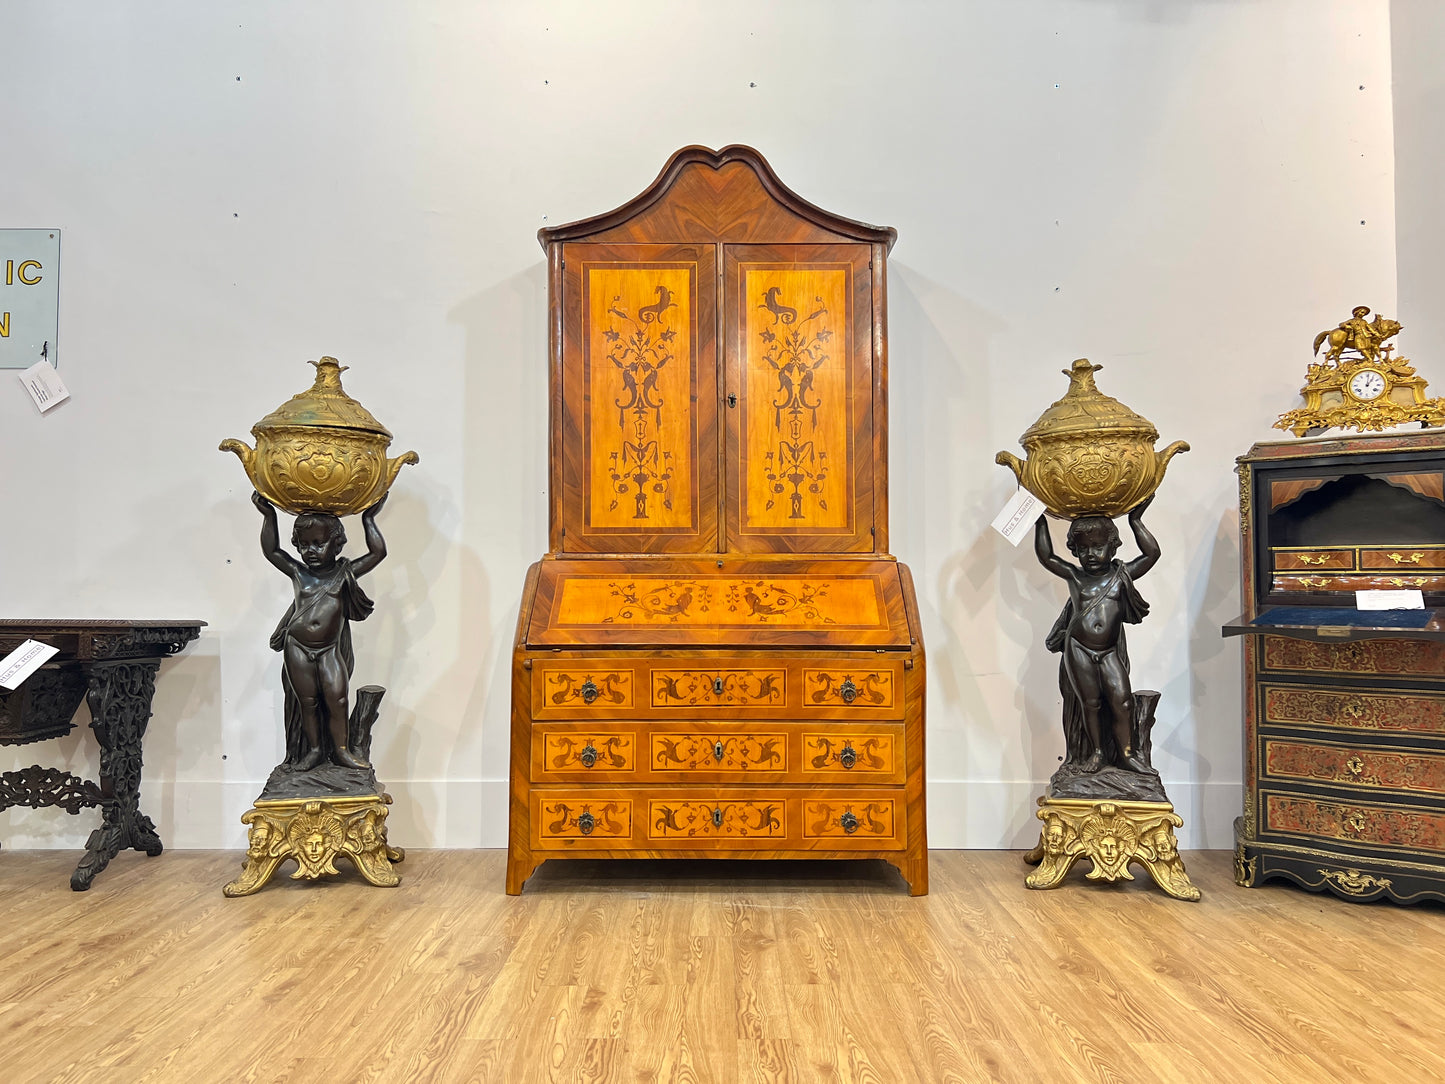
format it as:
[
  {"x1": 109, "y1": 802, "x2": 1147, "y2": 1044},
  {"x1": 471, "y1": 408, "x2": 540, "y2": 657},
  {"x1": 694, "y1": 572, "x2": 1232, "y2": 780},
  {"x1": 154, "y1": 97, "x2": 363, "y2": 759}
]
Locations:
[{"x1": 2, "y1": 849, "x2": 1441, "y2": 1083}]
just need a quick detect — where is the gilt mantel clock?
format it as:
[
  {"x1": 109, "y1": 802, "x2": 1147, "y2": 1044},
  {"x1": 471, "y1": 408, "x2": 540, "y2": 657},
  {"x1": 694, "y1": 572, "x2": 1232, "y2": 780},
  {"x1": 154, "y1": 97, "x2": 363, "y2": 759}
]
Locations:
[{"x1": 506, "y1": 145, "x2": 927, "y2": 894}]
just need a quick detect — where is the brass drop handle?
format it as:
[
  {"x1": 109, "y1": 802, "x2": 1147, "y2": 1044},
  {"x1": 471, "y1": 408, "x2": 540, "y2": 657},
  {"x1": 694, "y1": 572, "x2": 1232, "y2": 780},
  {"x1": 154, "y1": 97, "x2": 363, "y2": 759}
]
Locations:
[
  {"x1": 713, "y1": 677, "x2": 725, "y2": 695},
  {"x1": 577, "y1": 811, "x2": 595, "y2": 835},
  {"x1": 839, "y1": 677, "x2": 858, "y2": 704},
  {"x1": 839, "y1": 744, "x2": 857, "y2": 770},
  {"x1": 840, "y1": 810, "x2": 859, "y2": 834},
  {"x1": 580, "y1": 678, "x2": 599, "y2": 704},
  {"x1": 579, "y1": 743, "x2": 598, "y2": 768},
  {"x1": 714, "y1": 740, "x2": 725, "y2": 762},
  {"x1": 712, "y1": 807, "x2": 724, "y2": 828}
]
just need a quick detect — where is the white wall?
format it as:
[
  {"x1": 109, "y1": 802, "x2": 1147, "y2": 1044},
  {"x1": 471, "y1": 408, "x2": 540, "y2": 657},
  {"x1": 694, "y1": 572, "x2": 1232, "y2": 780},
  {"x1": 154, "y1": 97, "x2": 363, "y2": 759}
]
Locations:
[
  {"x1": 1393, "y1": 0, "x2": 1445, "y2": 363},
  {"x1": 0, "y1": 1, "x2": 1397, "y2": 850}
]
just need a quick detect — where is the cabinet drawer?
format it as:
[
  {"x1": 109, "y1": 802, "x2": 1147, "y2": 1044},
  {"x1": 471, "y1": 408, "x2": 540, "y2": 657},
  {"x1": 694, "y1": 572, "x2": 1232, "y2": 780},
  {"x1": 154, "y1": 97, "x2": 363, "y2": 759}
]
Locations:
[
  {"x1": 649, "y1": 667, "x2": 787, "y2": 710},
  {"x1": 801, "y1": 666, "x2": 903, "y2": 717},
  {"x1": 1263, "y1": 791, "x2": 1445, "y2": 855},
  {"x1": 1272, "y1": 548, "x2": 1355, "y2": 572},
  {"x1": 1359, "y1": 547, "x2": 1445, "y2": 571},
  {"x1": 1263, "y1": 737, "x2": 1445, "y2": 797},
  {"x1": 1261, "y1": 684, "x2": 1445, "y2": 735},
  {"x1": 531, "y1": 665, "x2": 636, "y2": 719},
  {"x1": 530, "y1": 788, "x2": 906, "y2": 850},
  {"x1": 1261, "y1": 636, "x2": 1445, "y2": 678},
  {"x1": 1271, "y1": 573, "x2": 1445, "y2": 594},
  {"x1": 532, "y1": 722, "x2": 905, "y2": 783}
]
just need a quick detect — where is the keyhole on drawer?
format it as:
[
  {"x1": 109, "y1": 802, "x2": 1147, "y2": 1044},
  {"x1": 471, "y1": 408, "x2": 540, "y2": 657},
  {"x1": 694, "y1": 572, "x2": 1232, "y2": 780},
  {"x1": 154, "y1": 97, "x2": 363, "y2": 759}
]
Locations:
[
  {"x1": 712, "y1": 807, "x2": 724, "y2": 827},
  {"x1": 712, "y1": 677, "x2": 725, "y2": 695},
  {"x1": 714, "y1": 740, "x2": 725, "y2": 762}
]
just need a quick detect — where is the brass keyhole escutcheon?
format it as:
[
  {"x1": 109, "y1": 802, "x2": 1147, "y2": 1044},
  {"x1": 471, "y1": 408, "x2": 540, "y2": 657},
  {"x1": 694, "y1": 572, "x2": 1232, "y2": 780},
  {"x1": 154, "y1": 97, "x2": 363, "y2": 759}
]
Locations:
[
  {"x1": 577, "y1": 811, "x2": 596, "y2": 835},
  {"x1": 713, "y1": 677, "x2": 725, "y2": 695},
  {"x1": 580, "y1": 678, "x2": 599, "y2": 704},
  {"x1": 579, "y1": 743, "x2": 598, "y2": 768},
  {"x1": 714, "y1": 740, "x2": 725, "y2": 762},
  {"x1": 712, "y1": 807, "x2": 724, "y2": 828},
  {"x1": 1345, "y1": 756, "x2": 1365, "y2": 777},
  {"x1": 839, "y1": 677, "x2": 858, "y2": 704},
  {"x1": 839, "y1": 744, "x2": 857, "y2": 770},
  {"x1": 840, "y1": 810, "x2": 859, "y2": 834},
  {"x1": 727, "y1": 393, "x2": 738, "y2": 408}
]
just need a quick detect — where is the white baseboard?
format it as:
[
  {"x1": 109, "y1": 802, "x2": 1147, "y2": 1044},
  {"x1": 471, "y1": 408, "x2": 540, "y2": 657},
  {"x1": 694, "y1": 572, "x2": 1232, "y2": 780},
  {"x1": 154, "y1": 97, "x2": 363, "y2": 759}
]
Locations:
[{"x1": 0, "y1": 778, "x2": 1242, "y2": 851}]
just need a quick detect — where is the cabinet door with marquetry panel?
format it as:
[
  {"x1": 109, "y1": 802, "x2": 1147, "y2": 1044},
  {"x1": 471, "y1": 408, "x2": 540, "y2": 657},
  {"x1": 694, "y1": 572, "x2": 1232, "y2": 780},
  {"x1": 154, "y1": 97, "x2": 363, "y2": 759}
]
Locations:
[
  {"x1": 559, "y1": 244, "x2": 719, "y2": 553},
  {"x1": 723, "y1": 244, "x2": 875, "y2": 553}
]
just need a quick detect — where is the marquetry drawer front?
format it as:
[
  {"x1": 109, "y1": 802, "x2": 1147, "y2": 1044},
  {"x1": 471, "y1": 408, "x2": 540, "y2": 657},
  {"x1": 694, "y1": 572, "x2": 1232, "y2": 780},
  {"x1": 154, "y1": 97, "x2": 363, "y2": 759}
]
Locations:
[
  {"x1": 1263, "y1": 792, "x2": 1445, "y2": 855},
  {"x1": 651, "y1": 732, "x2": 789, "y2": 773},
  {"x1": 535, "y1": 797, "x2": 634, "y2": 844},
  {"x1": 1272, "y1": 548, "x2": 1355, "y2": 572},
  {"x1": 1261, "y1": 684, "x2": 1445, "y2": 735},
  {"x1": 1359, "y1": 547, "x2": 1445, "y2": 571},
  {"x1": 648, "y1": 799, "x2": 789, "y2": 844},
  {"x1": 531, "y1": 666, "x2": 635, "y2": 719},
  {"x1": 1263, "y1": 738, "x2": 1445, "y2": 797},
  {"x1": 801, "y1": 731, "x2": 897, "y2": 776},
  {"x1": 532, "y1": 790, "x2": 906, "y2": 850},
  {"x1": 803, "y1": 667, "x2": 902, "y2": 717},
  {"x1": 803, "y1": 798, "x2": 901, "y2": 846},
  {"x1": 1261, "y1": 635, "x2": 1445, "y2": 678},
  {"x1": 650, "y1": 668, "x2": 786, "y2": 710},
  {"x1": 536, "y1": 729, "x2": 639, "y2": 779}
]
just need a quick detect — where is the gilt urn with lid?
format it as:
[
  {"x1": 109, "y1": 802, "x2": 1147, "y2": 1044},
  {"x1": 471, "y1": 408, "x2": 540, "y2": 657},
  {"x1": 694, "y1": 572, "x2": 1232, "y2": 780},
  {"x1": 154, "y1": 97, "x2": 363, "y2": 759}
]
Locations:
[
  {"x1": 221, "y1": 357, "x2": 419, "y2": 516},
  {"x1": 995, "y1": 358, "x2": 1188, "y2": 519}
]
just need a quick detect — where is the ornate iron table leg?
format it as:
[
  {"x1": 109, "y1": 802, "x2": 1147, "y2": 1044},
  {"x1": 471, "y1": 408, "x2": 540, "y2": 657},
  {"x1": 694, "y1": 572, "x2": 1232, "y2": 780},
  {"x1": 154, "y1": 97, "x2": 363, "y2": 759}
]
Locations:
[{"x1": 72, "y1": 660, "x2": 163, "y2": 891}]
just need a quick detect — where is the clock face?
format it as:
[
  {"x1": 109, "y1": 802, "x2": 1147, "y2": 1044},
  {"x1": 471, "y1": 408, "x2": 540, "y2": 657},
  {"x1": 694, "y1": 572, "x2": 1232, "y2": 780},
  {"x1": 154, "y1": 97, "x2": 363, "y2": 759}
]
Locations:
[{"x1": 1348, "y1": 368, "x2": 1387, "y2": 401}]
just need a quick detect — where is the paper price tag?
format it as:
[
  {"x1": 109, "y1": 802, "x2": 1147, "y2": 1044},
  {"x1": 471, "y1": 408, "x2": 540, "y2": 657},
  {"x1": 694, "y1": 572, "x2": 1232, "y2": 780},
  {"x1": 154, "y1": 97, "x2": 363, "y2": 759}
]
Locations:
[
  {"x1": 0, "y1": 639, "x2": 60, "y2": 690},
  {"x1": 991, "y1": 488, "x2": 1045, "y2": 547},
  {"x1": 1356, "y1": 589, "x2": 1424, "y2": 611},
  {"x1": 18, "y1": 360, "x2": 70, "y2": 413}
]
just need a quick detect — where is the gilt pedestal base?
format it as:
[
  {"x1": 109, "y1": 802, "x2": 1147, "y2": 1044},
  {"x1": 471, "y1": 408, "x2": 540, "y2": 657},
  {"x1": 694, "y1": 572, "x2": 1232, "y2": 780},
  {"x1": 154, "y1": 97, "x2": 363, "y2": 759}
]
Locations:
[
  {"x1": 222, "y1": 791, "x2": 403, "y2": 897},
  {"x1": 1023, "y1": 796, "x2": 1199, "y2": 901}
]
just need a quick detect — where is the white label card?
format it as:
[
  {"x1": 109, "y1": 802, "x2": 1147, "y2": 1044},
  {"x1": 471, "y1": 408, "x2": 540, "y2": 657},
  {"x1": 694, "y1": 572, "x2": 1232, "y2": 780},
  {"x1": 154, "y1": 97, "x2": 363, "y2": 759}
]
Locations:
[
  {"x1": 0, "y1": 639, "x2": 60, "y2": 690},
  {"x1": 991, "y1": 488, "x2": 1046, "y2": 547},
  {"x1": 1356, "y1": 589, "x2": 1425, "y2": 611},
  {"x1": 18, "y1": 359, "x2": 70, "y2": 413}
]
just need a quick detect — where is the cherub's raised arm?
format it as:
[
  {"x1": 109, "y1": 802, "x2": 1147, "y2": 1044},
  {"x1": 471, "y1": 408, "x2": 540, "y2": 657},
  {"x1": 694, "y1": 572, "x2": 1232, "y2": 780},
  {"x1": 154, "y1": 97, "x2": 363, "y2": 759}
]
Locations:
[
  {"x1": 1124, "y1": 496, "x2": 1160, "y2": 580},
  {"x1": 253, "y1": 492, "x2": 301, "y2": 576},
  {"x1": 1034, "y1": 515, "x2": 1075, "y2": 580},
  {"x1": 350, "y1": 494, "x2": 389, "y2": 578}
]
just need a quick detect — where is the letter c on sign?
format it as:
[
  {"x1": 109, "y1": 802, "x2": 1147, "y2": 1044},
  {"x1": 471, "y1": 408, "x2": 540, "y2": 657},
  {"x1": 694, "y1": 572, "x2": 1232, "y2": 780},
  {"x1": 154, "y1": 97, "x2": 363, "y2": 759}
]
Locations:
[{"x1": 17, "y1": 261, "x2": 42, "y2": 285}]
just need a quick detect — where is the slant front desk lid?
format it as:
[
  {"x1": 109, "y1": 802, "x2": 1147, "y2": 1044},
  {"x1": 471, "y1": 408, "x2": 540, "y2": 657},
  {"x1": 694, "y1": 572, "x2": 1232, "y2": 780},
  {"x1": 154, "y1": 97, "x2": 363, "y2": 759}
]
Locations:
[{"x1": 525, "y1": 558, "x2": 914, "y2": 649}]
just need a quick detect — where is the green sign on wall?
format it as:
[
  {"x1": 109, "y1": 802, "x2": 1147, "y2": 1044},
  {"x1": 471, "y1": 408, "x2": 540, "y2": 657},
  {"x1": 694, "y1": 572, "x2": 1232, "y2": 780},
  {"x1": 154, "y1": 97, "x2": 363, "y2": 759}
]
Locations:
[{"x1": 0, "y1": 229, "x2": 60, "y2": 370}]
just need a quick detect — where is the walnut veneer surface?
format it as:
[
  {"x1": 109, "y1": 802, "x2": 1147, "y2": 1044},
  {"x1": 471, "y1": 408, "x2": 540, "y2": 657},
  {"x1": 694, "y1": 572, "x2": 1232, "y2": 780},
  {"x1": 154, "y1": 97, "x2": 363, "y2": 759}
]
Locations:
[
  {"x1": 1230, "y1": 432, "x2": 1445, "y2": 903},
  {"x1": 509, "y1": 146, "x2": 926, "y2": 894}
]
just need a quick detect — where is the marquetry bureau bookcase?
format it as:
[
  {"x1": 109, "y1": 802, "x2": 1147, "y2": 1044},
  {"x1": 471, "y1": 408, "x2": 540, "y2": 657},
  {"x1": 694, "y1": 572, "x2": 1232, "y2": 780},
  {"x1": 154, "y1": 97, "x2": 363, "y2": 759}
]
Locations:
[
  {"x1": 1225, "y1": 432, "x2": 1445, "y2": 904},
  {"x1": 506, "y1": 145, "x2": 927, "y2": 895}
]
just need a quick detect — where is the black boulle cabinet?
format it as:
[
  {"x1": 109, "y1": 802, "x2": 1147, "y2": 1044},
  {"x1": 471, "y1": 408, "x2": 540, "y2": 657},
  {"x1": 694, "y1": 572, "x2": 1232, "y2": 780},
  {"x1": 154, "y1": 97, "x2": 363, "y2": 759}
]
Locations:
[{"x1": 1225, "y1": 433, "x2": 1445, "y2": 904}]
